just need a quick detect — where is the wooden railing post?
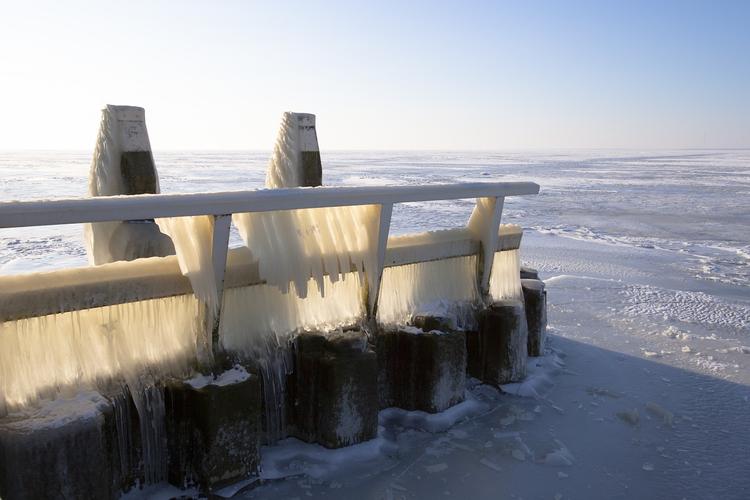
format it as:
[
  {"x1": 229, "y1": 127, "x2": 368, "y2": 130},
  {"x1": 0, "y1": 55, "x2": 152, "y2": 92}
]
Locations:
[{"x1": 468, "y1": 196, "x2": 504, "y2": 303}]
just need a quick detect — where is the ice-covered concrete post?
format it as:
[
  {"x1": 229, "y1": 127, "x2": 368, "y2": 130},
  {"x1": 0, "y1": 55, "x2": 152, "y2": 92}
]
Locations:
[
  {"x1": 471, "y1": 300, "x2": 528, "y2": 384},
  {"x1": 265, "y1": 112, "x2": 322, "y2": 188},
  {"x1": 377, "y1": 319, "x2": 467, "y2": 413},
  {"x1": 286, "y1": 330, "x2": 378, "y2": 448},
  {"x1": 85, "y1": 105, "x2": 174, "y2": 264},
  {"x1": 165, "y1": 368, "x2": 262, "y2": 492}
]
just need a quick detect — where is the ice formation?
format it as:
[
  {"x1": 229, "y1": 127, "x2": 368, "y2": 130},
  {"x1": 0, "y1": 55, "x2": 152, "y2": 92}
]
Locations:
[
  {"x1": 0, "y1": 294, "x2": 200, "y2": 416},
  {"x1": 219, "y1": 273, "x2": 365, "y2": 353},
  {"x1": 265, "y1": 112, "x2": 303, "y2": 189},
  {"x1": 155, "y1": 215, "x2": 219, "y2": 359},
  {"x1": 234, "y1": 112, "x2": 381, "y2": 299},
  {"x1": 376, "y1": 255, "x2": 479, "y2": 328},
  {"x1": 488, "y1": 249, "x2": 523, "y2": 301},
  {"x1": 234, "y1": 205, "x2": 381, "y2": 299},
  {"x1": 154, "y1": 216, "x2": 217, "y2": 316}
]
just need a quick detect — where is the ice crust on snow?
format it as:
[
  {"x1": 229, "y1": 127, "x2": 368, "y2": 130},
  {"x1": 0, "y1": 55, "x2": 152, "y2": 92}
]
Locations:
[
  {"x1": 185, "y1": 365, "x2": 251, "y2": 389},
  {"x1": 0, "y1": 391, "x2": 109, "y2": 432}
]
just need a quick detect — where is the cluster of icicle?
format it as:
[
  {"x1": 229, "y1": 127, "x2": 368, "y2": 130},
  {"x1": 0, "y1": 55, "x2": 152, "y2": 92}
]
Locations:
[
  {"x1": 488, "y1": 248, "x2": 523, "y2": 301},
  {"x1": 376, "y1": 254, "x2": 480, "y2": 329},
  {"x1": 233, "y1": 112, "x2": 381, "y2": 299},
  {"x1": 0, "y1": 294, "x2": 200, "y2": 416},
  {"x1": 264, "y1": 111, "x2": 302, "y2": 188}
]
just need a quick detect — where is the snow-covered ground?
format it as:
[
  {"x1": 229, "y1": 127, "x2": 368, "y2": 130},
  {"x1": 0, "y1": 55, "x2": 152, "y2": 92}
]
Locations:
[{"x1": 1, "y1": 150, "x2": 749, "y2": 499}]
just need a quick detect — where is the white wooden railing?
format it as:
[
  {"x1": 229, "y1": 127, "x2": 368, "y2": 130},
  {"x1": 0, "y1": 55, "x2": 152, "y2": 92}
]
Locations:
[{"x1": 0, "y1": 182, "x2": 539, "y2": 351}]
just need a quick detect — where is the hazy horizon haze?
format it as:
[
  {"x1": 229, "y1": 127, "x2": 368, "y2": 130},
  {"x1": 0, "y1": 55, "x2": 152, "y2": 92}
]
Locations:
[{"x1": 1, "y1": 0, "x2": 748, "y2": 151}]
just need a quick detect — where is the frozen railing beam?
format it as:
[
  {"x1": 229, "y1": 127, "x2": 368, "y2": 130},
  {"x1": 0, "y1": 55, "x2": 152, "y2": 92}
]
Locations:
[
  {"x1": 0, "y1": 182, "x2": 539, "y2": 229},
  {"x1": 384, "y1": 225, "x2": 522, "y2": 267},
  {"x1": 0, "y1": 247, "x2": 262, "y2": 322},
  {"x1": 0, "y1": 226, "x2": 523, "y2": 322}
]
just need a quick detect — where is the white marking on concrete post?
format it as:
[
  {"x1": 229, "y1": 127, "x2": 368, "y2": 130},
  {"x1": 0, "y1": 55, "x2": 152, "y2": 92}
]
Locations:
[
  {"x1": 367, "y1": 203, "x2": 393, "y2": 319},
  {"x1": 467, "y1": 196, "x2": 505, "y2": 301},
  {"x1": 296, "y1": 113, "x2": 318, "y2": 151},
  {"x1": 109, "y1": 105, "x2": 152, "y2": 152},
  {"x1": 211, "y1": 214, "x2": 232, "y2": 355}
]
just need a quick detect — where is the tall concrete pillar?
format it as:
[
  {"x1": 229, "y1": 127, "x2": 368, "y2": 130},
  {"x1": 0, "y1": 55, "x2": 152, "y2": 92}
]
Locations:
[{"x1": 86, "y1": 105, "x2": 174, "y2": 264}]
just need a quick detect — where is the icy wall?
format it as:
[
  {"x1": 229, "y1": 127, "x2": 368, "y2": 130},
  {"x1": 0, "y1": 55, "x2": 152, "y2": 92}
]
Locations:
[
  {"x1": 219, "y1": 273, "x2": 365, "y2": 353},
  {"x1": 0, "y1": 294, "x2": 200, "y2": 415},
  {"x1": 488, "y1": 249, "x2": 523, "y2": 301},
  {"x1": 376, "y1": 255, "x2": 480, "y2": 329}
]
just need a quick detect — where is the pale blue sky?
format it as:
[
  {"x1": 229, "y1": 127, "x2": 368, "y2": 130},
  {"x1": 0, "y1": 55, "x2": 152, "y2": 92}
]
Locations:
[{"x1": 1, "y1": 0, "x2": 748, "y2": 150}]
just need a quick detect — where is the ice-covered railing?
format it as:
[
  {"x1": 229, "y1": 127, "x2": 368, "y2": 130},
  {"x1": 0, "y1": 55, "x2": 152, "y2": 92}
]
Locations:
[
  {"x1": 0, "y1": 182, "x2": 538, "y2": 412},
  {"x1": 0, "y1": 182, "x2": 536, "y2": 322}
]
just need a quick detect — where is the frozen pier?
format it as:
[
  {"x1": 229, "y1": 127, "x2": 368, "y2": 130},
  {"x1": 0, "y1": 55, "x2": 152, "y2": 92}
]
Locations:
[{"x1": 0, "y1": 106, "x2": 546, "y2": 498}]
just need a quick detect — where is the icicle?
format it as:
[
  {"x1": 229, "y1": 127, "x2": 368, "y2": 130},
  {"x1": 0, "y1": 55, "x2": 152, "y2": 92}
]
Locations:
[
  {"x1": 488, "y1": 249, "x2": 523, "y2": 301},
  {"x1": 125, "y1": 377, "x2": 168, "y2": 484},
  {"x1": 219, "y1": 272, "x2": 364, "y2": 443},
  {"x1": 155, "y1": 215, "x2": 218, "y2": 350},
  {"x1": 219, "y1": 272, "x2": 364, "y2": 354},
  {"x1": 376, "y1": 255, "x2": 480, "y2": 328},
  {"x1": 234, "y1": 112, "x2": 380, "y2": 298},
  {"x1": 0, "y1": 294, "x2": 200, "y2": 414}
]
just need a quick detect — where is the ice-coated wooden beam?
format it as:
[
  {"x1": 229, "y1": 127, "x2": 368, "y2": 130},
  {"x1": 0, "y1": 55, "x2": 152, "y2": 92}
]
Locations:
[
  {"x1": 0, "y1": 226, "x2": 524, "y2": 322},
  {"x1": 0, "y1": 182, "x2": 539, "y2": 229}
]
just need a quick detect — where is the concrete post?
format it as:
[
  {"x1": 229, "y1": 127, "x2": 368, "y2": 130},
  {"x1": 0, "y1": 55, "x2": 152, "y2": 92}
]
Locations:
[
  {"x1": 87, "y1": 105, "x2": 174, "y2": 264},
  {"x1": 377, "y1": 318, "x2": 466, "y2": 413},
  {"x1": 286, "y1": 330, "x2": 378, "y2": 448},
  {"x1": 295, "y1": 113, "x2": 322, "y2": 187},
  {"x1": 470, "y1": 300, "x2": 528, "y2": 384},
  {"x1": 522, "y1": 279, "x2": 548, "y2": 356}
]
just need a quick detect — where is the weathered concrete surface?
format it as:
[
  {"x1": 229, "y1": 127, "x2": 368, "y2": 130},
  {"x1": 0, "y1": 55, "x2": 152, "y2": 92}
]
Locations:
[
  {"x1": 472, "y1": 300, "x2": 528, "y2": 384},
  {"x1": 296, "y1": 113, "x2": 322, "y2": 187},
  {"x1": 0, "y1": 393, "x2": 118, "y2": 500},
  {"x1": 377, "y1": 323, "x2": 466, "y2": 413},
  {"x1": 300, "y1": 151, "x2": 322, "y2": 187},
  {"x1": 287, "y1": 330, "x2": 378, "y2": 448},
  {"x1": 522, "y1": 279, "x2": 548, "y2": 357},
  {"x1": 520, "y1": 266, "x2": 539, "y2": 280},
  {"x1": 165, "y1": 372, "x2": 261, "y2": 492},
  {"x1": 466, "y1": 328, "x2": 482, "y2": 379},
  {"x1": 120, "y1": 151, "x2": 159, "y2": 195},
  {"x1": 411, "y1": 314, "x2": 453, "y2": 333}
]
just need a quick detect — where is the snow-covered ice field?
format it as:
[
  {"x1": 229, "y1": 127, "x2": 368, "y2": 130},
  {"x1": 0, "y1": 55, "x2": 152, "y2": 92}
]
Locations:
[{"x1": 1, "y1": 150, "x2": 749, "y2": 499}]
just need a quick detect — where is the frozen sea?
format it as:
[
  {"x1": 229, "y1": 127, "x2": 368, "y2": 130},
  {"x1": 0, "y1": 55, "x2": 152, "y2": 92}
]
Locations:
[{"x1": 2, "y1": 150, "x2": 750, "y2": 499}]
